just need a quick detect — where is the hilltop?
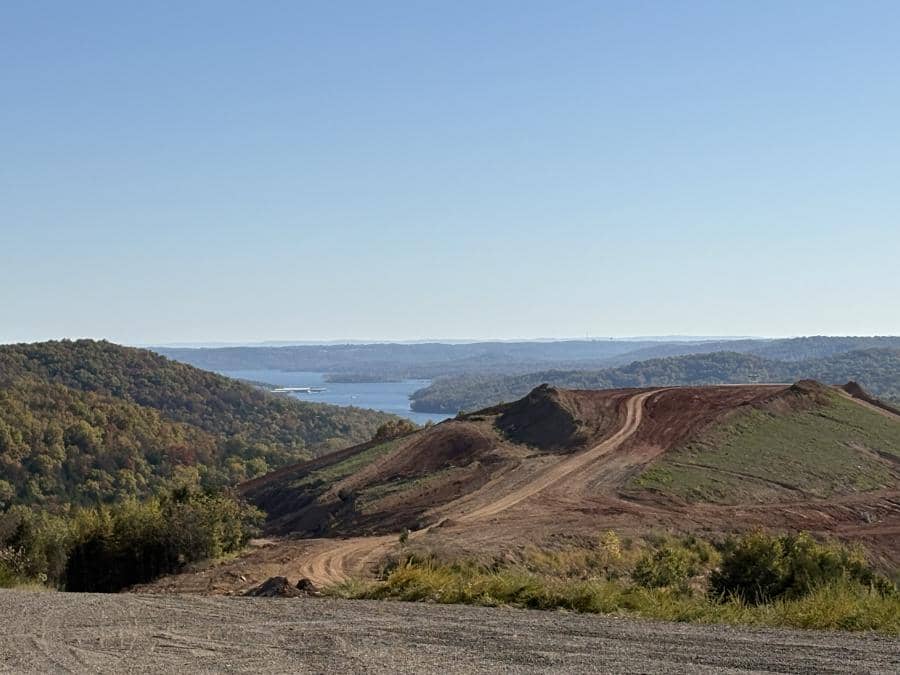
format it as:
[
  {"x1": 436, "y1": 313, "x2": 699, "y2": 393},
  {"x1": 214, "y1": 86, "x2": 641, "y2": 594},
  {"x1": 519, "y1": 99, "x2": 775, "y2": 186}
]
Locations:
[
  {"x1": 411, "y1": 348, "x2": 900, "y2": 413},
  {"x1": 0, "y1": 340, "x2": 394, "y2": 508},
  {"x1": 146, "y1": 379, "x2": 900, "y2": 594}
]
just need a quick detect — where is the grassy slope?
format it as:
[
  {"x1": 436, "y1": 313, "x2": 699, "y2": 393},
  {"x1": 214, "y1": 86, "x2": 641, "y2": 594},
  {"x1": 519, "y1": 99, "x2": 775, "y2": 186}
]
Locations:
[
  {"x1": 632, "y1": 392, "x2": 900, "y2": 504},
  {"x1": 288, "y1": 440, "x2": 400, "y2": 491}
]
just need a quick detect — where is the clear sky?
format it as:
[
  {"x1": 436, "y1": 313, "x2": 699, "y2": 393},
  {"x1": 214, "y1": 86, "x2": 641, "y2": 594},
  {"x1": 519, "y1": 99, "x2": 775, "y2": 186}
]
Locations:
[{"x1": 3, "y1": 1, "x2": 899, "y2": 344}]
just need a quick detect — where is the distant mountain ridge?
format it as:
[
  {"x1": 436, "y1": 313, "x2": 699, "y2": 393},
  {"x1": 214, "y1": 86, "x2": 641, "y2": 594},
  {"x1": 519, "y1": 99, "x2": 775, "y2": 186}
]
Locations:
[{"x1": 155, "y1": 336, "x2": 900, "y2": 382}]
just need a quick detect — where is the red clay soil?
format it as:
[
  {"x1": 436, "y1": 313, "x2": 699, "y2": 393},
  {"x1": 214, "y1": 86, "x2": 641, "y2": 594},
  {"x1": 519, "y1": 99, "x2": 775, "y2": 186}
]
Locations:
[
  {"x1": 841, "y1": 381, "x2": 900, "y2": 418},
  {"x1": 492, "y1": 384, "x2": 628, "y2": 452},
  {"x1": 143, "y1": 382, "x2": 900, "y2": 594}
]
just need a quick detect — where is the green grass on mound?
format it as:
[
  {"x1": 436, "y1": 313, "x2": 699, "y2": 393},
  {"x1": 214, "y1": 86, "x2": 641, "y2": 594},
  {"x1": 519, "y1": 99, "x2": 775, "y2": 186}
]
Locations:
[
  {"x1": 289, "y1": 440, "x2": 400, "y2": 491},
  {"x1": 632, "y1": 392, "x2": 900, "y2": 504}
]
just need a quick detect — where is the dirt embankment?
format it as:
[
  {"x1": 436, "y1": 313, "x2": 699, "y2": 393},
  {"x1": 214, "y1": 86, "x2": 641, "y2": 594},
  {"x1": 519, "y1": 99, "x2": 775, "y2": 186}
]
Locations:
[
  {"x1": 143, "y1": 382, "x2": 900, "y2": 593},
  {"x1": 841, "y1": 381, "x2": 900, "y2": 419}
]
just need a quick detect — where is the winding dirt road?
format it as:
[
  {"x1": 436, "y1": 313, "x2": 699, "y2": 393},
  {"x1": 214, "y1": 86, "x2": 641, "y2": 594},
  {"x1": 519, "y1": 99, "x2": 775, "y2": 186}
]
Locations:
[
  {"x1": 456, "y1": 389, "x2": 659, "y2": 522},
  {"x1": 294, "y1": 389, "x2": 661, "y2": 586}
]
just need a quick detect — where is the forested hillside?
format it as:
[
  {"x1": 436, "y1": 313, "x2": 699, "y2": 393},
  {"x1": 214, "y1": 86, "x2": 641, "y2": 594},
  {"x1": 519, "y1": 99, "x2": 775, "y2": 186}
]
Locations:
[
  {"x1": 746, "y1": 336, "x2": 900, "y2": 361},
  {"x1": 411, "y1": 349, "x2": 900, "y2": 413},
  {"x1": 0, "y1": 340, "x2": 394, "y2": 508}
]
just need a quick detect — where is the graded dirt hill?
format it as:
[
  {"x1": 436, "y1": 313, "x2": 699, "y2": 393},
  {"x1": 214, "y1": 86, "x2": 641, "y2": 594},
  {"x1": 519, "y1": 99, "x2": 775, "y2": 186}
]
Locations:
[{"x1": 143, "y1": 381, "x2": 900, "y2": 594}]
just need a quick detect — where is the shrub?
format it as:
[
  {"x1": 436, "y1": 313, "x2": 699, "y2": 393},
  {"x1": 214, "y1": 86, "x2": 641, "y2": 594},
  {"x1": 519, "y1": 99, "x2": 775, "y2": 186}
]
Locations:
[
  {"x1": 64, "y1": 488, "x2": 263, "y2": 592},
  {"x1": 0, "y1": 507, "x2": 71, "y2": 583},
  {"x1": 331, "y1": 533, "x2": 900, "y2": 635},
  {"x1": 632, "y1": 544, "x2": 699, "y2": 589},
  {"x1": 0, "y1": 547, "x2": 28, "y2": 588},
  {"x1": 372, "y1": 419, "x2": 418, "y2": 442},
  {"x1": 709, "y1": 531, "x2": 894, "y2": 604}
]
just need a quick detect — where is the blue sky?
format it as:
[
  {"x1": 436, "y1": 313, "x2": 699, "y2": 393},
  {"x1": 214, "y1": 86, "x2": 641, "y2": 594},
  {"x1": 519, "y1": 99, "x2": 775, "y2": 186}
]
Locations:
[{"x1": 3, "y1": 1, "x2": 899, "y2": 344}]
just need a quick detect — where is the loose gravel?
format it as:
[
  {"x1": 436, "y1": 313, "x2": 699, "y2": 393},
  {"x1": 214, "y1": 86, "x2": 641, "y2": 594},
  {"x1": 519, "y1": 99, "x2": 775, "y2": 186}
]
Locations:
[{"x1": 0, "y1": 590, "x2": 897, "y2": 673}]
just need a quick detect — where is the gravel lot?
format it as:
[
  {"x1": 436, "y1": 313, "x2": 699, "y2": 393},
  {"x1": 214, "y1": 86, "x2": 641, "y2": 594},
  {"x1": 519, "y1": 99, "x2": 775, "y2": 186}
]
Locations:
[{"x1": 0, "y1": 590, "x2": 896, "y2": 673}]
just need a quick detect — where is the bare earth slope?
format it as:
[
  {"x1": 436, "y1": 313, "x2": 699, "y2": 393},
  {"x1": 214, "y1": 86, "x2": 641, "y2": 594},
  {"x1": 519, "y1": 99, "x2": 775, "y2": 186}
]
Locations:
[
  {"x1": 144, "y1": 382, "x2": 900, "y2": 593},
  {"x1": 2, "y1": 591, "x2": 898, "y2": 674}
]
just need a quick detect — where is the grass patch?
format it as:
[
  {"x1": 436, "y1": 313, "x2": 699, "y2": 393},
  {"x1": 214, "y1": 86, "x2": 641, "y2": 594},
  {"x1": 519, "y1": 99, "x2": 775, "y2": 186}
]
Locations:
[
  {"x1": 632, "y1": 392, "x2": 900, "y2": 503},
  {"x1": 289, "y1": 440, "x2": 400, "y2": 491},
  {"x1": 328, "y1": 532, "x2": 899, "y2": 635},
  {"x1": 356, "y1": 467, "x2": 458, "y2": 513}
]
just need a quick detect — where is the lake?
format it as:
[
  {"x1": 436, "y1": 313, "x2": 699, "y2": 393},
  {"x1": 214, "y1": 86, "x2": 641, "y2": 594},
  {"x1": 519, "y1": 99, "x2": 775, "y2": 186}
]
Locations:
[{"x1": 220, "y1": 370, "x2": 450, "y2": 425}]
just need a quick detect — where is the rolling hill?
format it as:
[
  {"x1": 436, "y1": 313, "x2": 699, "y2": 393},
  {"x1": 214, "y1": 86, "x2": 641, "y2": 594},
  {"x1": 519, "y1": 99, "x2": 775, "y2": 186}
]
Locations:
[
  {"x1": 411, "y1": 349, "x2": 900, "y2": 413},
  {"x1": 148, "y1": 379, "x2": 900, "y2": 594},
  {"x1": 0, "y1": 340, "x2": 395, "y2": 508}
]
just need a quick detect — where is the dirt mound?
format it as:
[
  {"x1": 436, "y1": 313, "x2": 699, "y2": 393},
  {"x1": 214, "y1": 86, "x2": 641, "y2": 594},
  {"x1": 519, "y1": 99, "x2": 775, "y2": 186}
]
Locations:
[
  {"x1": 628, "y1": 384, "x2": 787, "y2": 449},
  {"x1": 495, "y1": 385, "x2": 580, "y2": 450},
  {"x1": 356, "y1": 422, "x2": 494, "y2": 481},
  {"x1": 243, "y1": 384, "x2": 796, "y2": 541},
  {"x1": 495, "y1": 384, "x2": 625, "y2": 452},
  {"x1": 841, "y1": 381, "x2": 900, "y2": 417},
  {"x1": 155, "y1": 380, "x2": 900, "y2": 592}
]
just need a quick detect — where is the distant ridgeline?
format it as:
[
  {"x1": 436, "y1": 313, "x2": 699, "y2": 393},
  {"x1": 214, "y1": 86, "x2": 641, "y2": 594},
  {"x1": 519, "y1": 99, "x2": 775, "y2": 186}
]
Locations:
[
  {"x1": 410, "y1": 348, "x2": 900, "y2": 413},
  {"x1": 155, "y1": 336, "x2": 900, "y2": 386},
  {"x1": 0, "y1": 340, "x2": 394, "y2": 509}
]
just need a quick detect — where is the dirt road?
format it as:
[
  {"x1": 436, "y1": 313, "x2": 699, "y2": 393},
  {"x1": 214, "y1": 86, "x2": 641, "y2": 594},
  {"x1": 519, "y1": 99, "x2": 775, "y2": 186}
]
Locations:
[
  {"x1": 1, "y1": 590, "x2": 895, "y2": 673},
  {"x1": 295, "y1": 534, "x2": 395, "y2": 587},
  {"x1": 290, "y1": 389, "x2": 660, "y2": 586},
  {"x1": 456, "y1": 389, "x2": 659, "y2": 522}
]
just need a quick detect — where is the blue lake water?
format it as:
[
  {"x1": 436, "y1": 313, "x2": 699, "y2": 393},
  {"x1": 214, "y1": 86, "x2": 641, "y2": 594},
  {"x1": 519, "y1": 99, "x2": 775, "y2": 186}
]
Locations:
[{"x1": 220, "y1": 370, "x2": 450, "y2": 425}]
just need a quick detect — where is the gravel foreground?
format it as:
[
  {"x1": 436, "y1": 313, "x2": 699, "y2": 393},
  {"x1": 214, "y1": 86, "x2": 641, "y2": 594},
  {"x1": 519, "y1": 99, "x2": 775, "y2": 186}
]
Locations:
[{"x1": 0, "y1": 590, "x2": 897, "y2": 674}]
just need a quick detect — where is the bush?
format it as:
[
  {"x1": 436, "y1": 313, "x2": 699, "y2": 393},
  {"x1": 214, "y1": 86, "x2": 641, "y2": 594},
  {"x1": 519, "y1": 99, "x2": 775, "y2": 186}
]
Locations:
[
  {"x1": 331, "y1": 532, "x2": 900, "y2": 635},
  {"x1": 0, "y1": 547, "x2": 28, "y2": 587},
  {"x1": 372, "y1": 419, "x2": 418, "y2": 442},
  {"x1": 709, "y1": 531, "x2": 894, "y2": 604},
  {"x1": 64, "y1": 488, "x2": 263, "y2": 592},
  {"x1": 0, "y1": 507, "x2": 70, "y2": 583},
  {"x1": 632, "y1": 544, "x2": 699, "y2": 590}
]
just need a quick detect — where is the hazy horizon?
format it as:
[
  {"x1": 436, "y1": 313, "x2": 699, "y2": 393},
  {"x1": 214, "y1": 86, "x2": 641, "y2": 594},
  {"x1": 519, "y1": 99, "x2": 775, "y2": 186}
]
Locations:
[
  {"x1": 4, "y1": 2, "x2": 900, "y2": 343},
  {"x1": 6, "y1": 333, "x2": 900, "y2": 349}
]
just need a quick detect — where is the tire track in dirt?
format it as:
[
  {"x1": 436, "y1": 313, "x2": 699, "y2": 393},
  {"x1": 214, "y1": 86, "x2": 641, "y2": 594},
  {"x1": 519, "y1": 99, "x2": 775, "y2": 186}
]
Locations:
[
  {"x1": 295, "y1": 390, "x2": 662, "y2": 585},
  {"x1": 454, "y1": 389, "x2": 660, "y2": 522},
  {"x1": 296, "y1": 535, "x2": 395, "y2": 587}
]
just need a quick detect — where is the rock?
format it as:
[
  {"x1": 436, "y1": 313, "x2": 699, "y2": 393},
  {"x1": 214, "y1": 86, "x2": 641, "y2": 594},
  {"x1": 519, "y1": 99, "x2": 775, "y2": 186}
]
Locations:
[
  {"x1": 244, "y1": 576, "x2": 304, "y2": 598},
  {"x1": 296, "y1": 578, "x2": 321, "y2": 596}
]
